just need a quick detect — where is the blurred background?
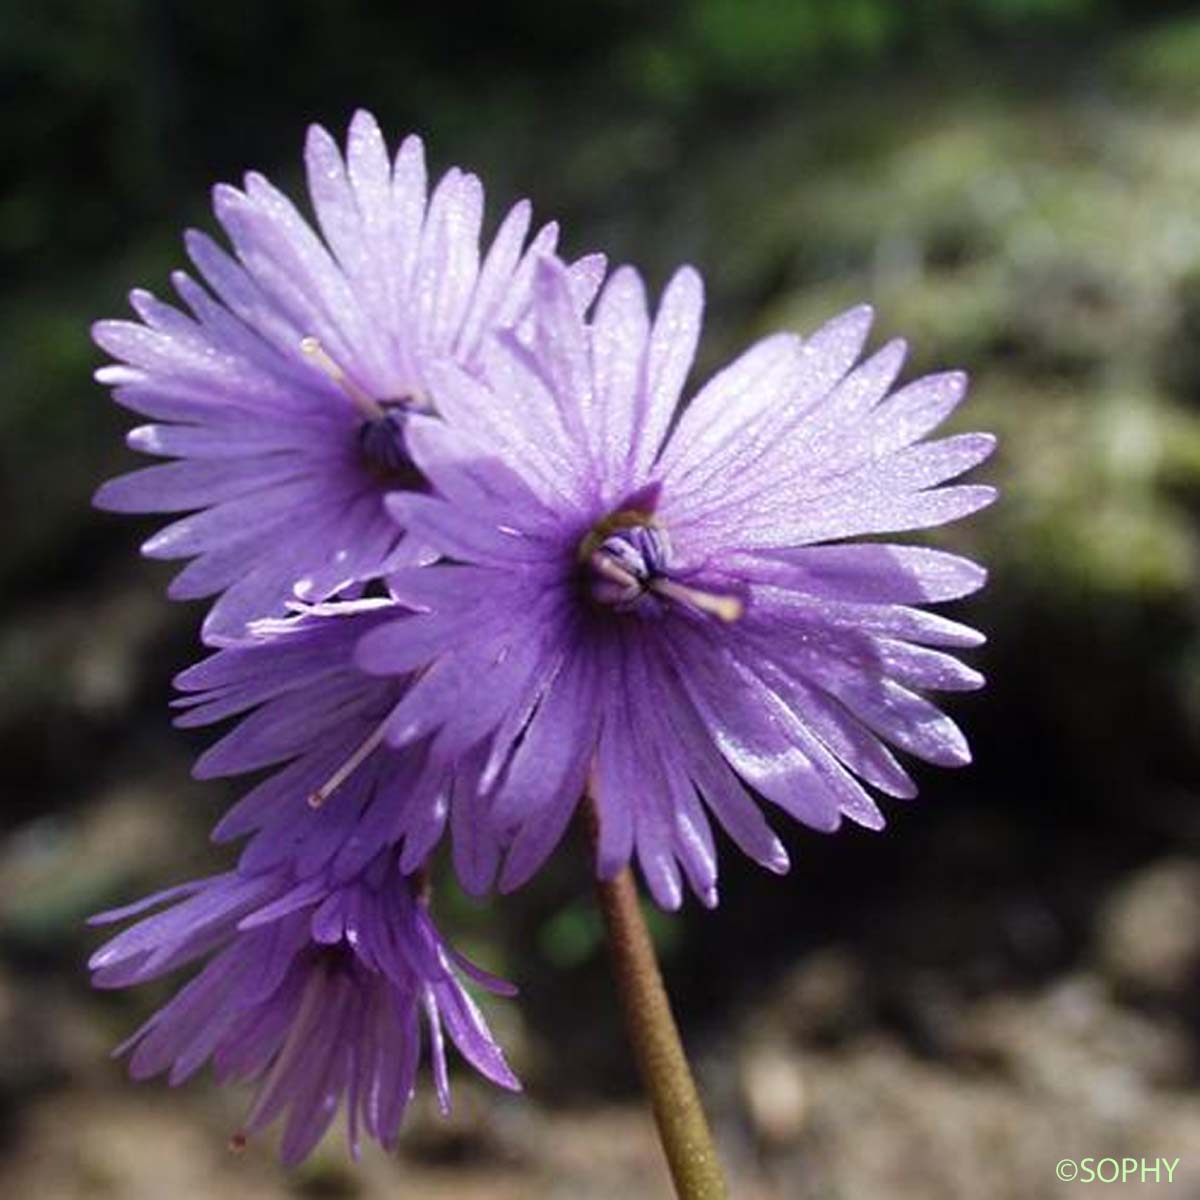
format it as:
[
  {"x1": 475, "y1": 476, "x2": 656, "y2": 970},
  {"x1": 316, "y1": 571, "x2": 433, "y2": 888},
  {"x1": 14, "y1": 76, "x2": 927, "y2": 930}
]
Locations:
[{"x1": 4, "y1": 1, "x2": 1200, "y2": 1196}]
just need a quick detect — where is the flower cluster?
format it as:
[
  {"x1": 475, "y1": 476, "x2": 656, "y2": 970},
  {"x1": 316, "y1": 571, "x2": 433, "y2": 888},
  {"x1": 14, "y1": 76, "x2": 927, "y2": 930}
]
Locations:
[{"x1": 91, "y1": 111, "x2": 994, "y2": 1162}]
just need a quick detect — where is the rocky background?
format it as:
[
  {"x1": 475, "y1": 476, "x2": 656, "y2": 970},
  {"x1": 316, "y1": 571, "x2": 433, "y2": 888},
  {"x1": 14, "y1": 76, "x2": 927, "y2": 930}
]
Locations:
[{"x1": 3, "y1": 3, "x2": 1200, "y2": 1196}]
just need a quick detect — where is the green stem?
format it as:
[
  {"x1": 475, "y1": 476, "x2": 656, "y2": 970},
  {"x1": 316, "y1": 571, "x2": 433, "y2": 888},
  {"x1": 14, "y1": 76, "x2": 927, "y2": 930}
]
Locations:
[{"x1": 585, "y1": 796, "x2": 728, "y2": 1200}]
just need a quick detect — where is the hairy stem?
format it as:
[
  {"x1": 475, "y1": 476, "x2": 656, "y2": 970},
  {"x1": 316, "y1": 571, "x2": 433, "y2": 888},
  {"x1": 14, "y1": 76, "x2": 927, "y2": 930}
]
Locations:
[{"x1": 585, "y1": 796, "x2": 728, "y2": 1199}]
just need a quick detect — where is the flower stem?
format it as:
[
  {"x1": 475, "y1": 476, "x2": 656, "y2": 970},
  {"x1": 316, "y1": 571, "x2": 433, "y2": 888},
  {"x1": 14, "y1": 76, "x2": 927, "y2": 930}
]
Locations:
[{"x1": 585, "y1": 796, "x2": 728, "y2": 1200}]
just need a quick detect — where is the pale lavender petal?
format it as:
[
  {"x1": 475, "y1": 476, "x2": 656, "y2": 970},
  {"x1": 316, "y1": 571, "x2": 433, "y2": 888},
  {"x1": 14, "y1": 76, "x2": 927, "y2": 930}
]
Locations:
[
  {"x1": 589, "y1": 265, "x2": 651, "y2": 494},
  {"x1": 342, "y1": 256, "x2": 994, "y2": 906},
  {"x1": 632, "y1": 265, "x2": 703, "y2": 478},
  {"x1": 95, "y1": 115, "x2": 596, "y2": 638},
  {"x1": 591, "y1": 707, "x2": 637, "y2": 880},
  {"x1": 455, "y1": 199, "x2": 532, "y2": 363},
  {"x1": 90, "y1": 854, "x2": 518, "y2": 1165},
  {"x1": 413, "y1": 169, "x2": 484, "y2": 354},
  {"x1": 565, "y1": 251, "x2": 608, "y2": 312},
  {"x1": 657, "y1": 331, "x2": 801, "y2": 485},
  {"x1": 743, "y1": 544, "x2": 987, "y2": 604},
  {"x1": 95, "y1": 457, "x2": 303, "y2": 514},
  {"x1": 723, "y1": 483, "x2": 997, "y2": 550},
  {"x1": 530, "y1": 257, "x2": 594, "y2": 450}
]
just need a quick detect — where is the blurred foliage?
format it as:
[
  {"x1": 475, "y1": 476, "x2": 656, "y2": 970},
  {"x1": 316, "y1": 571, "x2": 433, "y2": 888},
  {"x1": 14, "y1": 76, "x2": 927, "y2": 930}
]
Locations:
[
  {"x1": 627, "y1": 0, "x2": 1114, "y2": 104},
  {"x1": 1, "y1": 0, "x2": 1186, "y2": 284}
]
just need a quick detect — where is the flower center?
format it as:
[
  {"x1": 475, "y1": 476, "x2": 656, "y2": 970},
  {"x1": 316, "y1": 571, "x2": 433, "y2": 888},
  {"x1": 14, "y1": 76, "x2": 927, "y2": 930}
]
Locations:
[
  {"x1": 586, "y1": 517, "x2": 671, "y2": 610},
  {"x1": 357, "y1": 408, "x2": 411, "y2": 477},
  {"x1": 301, "y1": 336, "x2": 425, "y2": 485},
  {"x1": 579, "y1": 510, "x2": 743, "y2": 622}
]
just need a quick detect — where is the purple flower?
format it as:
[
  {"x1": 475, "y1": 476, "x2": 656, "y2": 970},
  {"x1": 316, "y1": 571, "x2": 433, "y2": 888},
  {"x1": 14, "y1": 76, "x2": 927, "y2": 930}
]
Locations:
[
  {"x1": 356, "y1": 257, "x2": 997, "y2": 910},
  {"x1": 174, "y1": 600, "x2": 503, "y2": 896},
  {"x1": 89, "y1": 852, "x2": 520, "y2": 1165},
  {"x1": 93, "y1": 110, "x2": 605, "y2": 640}
]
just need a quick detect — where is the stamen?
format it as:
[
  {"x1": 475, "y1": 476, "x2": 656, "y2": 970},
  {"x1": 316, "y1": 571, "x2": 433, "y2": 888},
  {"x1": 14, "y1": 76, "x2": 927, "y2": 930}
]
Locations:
[
  {"x1": 307, "y1": 721, "x2": 389, "y2": 809},
  {"x1": 589, "y1": 549, "x2": 643, "y2": 593},
  {"x1": 300, "y1": 336, "x2": 385, "y2": 421},
  {"x1": 650, "y1": 578, "x2": 743, "y2": 623},
  {"x1": 580, "y1": 507, "x2": 742, "y2": 622}
]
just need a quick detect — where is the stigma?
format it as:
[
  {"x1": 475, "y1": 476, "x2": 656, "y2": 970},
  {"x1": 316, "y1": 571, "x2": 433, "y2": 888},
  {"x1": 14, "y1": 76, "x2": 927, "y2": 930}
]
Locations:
[{"x1": 580, "y1": 511, "x2": 742, "y2": 623}]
